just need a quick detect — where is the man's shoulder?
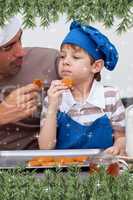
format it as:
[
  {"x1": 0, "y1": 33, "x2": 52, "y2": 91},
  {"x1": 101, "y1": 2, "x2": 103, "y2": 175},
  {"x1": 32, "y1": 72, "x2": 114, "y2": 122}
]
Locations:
[
  {"x1": 21, "y1": 47, "x2": 59, "y2": 84},
  {"x1": 24, "y1": 47, "x2": 59, "y2": 58}
]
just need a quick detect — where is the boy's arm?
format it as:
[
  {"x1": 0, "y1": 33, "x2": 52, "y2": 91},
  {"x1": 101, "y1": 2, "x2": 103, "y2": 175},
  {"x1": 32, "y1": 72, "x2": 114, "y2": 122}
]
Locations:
[
  {"x1": 38, "y1": 80, "x2": 68, "y2": 149},
  {"x1": 38, "y1": 106, "x2": 57, "y2": 149},
  {"x1": 104, "y1": 130, "x2": 126, "y2": 155},
  {"x1": 104, "y1": 88, "x2": 126, "y2": 155}
]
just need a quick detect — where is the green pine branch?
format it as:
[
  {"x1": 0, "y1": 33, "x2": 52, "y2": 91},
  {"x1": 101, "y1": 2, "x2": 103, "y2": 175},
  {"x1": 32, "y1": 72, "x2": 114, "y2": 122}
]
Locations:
[
  {"x1": 0, "y1": 166, "x2": 133, "y2": 200},
  {"x1": 0, "y1": 0, "x2": 133, "y2": 33}
]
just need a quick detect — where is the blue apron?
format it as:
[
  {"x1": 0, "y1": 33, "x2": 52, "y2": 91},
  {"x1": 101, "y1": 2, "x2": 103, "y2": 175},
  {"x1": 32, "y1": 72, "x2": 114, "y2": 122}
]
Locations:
[{"x1": 56, "y1": 111, "x2": 113, "y2": 149}]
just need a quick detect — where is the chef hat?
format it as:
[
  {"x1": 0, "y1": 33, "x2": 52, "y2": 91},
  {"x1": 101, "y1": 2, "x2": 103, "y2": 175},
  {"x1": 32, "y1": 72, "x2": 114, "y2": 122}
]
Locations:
[
  {"x1": 62, "y1": 21, "x2": 119, "y2": 71},
  {"x1": 0, "y1": 16, "x2": 22, "y2": 47}
]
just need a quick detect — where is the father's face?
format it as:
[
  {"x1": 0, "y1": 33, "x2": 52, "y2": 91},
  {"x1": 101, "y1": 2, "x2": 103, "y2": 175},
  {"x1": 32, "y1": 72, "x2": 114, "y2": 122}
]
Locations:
[{"x1": 0, "y1": 29, "x2": 25, "y2": 77}]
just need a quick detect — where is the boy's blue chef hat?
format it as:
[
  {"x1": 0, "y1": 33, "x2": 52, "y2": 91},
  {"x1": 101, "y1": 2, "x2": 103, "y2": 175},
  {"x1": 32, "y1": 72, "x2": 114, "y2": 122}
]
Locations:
[{"x1": 62, "y1": 21, "x2": 119, "y2": 71}]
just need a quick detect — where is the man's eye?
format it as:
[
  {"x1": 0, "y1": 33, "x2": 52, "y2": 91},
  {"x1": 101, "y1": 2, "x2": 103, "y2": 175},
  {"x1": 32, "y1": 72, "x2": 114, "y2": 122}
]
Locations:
[
  {"x1": 1, "y1": 45, "x2": 13, "y2": 52},
  {"x1": 1, "y1": 39, "x2": 21, "y2": 52}
]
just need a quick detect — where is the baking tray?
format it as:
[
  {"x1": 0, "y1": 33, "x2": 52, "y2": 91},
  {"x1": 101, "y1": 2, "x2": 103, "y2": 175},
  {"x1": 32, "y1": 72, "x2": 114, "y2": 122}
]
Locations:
[{"x1": 0, "y1": 149, "x2": 101, "y2": 169}]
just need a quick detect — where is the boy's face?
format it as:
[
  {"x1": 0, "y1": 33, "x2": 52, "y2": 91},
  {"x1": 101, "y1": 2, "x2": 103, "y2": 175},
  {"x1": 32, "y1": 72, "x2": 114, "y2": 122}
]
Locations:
[{"x1": 58, "y1": 44, "x2": 97, "y2": 83}]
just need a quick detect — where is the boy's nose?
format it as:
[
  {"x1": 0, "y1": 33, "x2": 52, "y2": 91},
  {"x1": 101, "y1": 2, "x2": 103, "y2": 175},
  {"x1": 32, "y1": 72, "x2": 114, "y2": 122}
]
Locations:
[{"x1": 63, "y1": 56, "x2": 71, "y2": 66}]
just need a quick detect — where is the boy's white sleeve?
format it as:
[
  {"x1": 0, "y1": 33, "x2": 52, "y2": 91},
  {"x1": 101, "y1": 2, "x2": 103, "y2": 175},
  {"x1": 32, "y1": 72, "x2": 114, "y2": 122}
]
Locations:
[
  {"x1": 110, "y1": 89, "x2": 125, "y2": 133},
  {"x1": 40, "y1": 96, "x2": 48, "y2": 127}
]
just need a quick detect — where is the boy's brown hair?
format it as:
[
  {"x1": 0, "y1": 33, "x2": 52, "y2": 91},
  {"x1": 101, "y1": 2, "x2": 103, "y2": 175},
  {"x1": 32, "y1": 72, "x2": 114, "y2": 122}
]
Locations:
[{"x1": 60, "y1": 44, "x2": 101, "y2": 81}]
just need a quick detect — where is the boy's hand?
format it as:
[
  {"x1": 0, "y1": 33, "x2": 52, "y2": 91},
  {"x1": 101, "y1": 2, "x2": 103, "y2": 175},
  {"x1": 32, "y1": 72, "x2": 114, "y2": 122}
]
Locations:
[
  {"x1": 104, "y1": 137, "x2": 126, "y2": 156},
  {"x1": 47, "y1": 80, "x2": 68, "y2": 112}
]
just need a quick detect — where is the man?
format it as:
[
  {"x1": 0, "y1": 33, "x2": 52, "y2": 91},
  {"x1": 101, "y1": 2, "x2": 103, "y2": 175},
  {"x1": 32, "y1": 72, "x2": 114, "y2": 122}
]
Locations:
[{"x1": 0, "y1": 17, "x2": 58, "y2": 150}]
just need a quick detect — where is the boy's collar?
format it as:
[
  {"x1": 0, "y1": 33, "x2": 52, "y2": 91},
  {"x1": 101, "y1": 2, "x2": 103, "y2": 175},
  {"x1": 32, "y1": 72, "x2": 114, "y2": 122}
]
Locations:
[
  {"x1": 86, "y1": 79, "x2": 105, "y2": 109},
  {"x1": 60, "y1": 80, "x2": 105, "y2": 112}
]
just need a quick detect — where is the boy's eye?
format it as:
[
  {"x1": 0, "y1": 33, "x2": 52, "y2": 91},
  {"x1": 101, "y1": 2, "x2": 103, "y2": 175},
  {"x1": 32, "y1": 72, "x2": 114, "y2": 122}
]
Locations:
[
  {"x1": 73, "y1": 55, "x2": 80, "y2": 59},
  {"x1": 59, "y1": 54, "x2": 65, "y2": 59}
]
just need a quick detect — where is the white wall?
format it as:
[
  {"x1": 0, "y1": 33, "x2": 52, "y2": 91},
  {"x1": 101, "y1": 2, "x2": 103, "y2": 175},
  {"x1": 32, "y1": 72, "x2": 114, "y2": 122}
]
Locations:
[{"x1": 22, "y1": 15, "x2": 133, "y2": 98}]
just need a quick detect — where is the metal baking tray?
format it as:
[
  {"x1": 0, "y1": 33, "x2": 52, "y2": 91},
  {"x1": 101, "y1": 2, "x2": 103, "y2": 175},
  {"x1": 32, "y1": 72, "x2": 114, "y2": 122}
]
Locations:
[{"x1": 0, "y1": 149, "x2": 101, "y2": 169}]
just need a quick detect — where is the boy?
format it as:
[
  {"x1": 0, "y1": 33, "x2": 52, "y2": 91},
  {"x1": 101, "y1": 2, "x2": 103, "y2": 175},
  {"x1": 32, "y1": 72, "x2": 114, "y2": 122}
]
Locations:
[{"x1": 39, "y1": 21, "x2": 125, "y2": 155}]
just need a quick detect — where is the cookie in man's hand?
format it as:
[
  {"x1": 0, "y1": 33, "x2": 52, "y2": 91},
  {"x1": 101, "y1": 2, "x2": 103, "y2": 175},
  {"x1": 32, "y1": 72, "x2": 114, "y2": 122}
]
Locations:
[{"x1": 32, "y1": 79, "x2": 44, "y2": 88}]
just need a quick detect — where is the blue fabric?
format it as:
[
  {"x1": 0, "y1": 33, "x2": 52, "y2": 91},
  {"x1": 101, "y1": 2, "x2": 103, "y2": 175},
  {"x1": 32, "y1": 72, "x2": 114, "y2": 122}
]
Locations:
[
  {"x1": 56, "y1": 112, "x2": 113, "y2": 149},
  {"x1": 62, "y1": 21, "x2": 118, "y2": 71}
]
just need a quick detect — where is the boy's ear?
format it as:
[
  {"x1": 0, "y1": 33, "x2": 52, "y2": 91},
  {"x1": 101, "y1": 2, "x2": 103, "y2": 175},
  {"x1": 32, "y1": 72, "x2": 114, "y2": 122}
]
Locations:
[{"x1": 92, "y1": 59, "x2": 104, "y2": 73}]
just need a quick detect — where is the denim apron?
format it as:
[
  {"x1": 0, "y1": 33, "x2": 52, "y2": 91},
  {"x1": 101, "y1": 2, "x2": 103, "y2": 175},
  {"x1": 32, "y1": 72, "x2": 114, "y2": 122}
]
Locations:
[{"x1": 56, "y1": 111, "x2": 113, "y2": 149}]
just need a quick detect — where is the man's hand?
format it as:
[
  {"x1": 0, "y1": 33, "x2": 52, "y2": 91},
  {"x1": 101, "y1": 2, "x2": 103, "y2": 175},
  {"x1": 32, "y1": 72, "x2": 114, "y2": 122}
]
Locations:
[{"x1": 0, "y1": 84, "x2": 40, "y2": 125}]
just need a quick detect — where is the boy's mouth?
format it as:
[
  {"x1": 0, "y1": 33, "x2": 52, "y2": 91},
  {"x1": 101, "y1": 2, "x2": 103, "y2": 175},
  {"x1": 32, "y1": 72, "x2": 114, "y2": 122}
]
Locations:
[{"x1": 61, "y1": 70, "x2": 72, "y2": 76}]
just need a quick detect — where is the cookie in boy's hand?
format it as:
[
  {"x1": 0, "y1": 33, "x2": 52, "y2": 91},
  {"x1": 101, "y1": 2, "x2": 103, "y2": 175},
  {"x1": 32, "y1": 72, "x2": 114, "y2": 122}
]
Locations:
[
  {"x1": 62, "y1": 77, "x2": 74, "y2": 88},
  {"x1": 32, "y1": 79, "x2": 44, "y2": 88}
]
